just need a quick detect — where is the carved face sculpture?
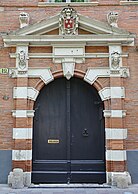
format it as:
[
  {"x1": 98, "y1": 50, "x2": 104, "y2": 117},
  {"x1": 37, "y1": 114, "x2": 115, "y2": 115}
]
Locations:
[
  {"x1": 18, "y1": 50, "x2": 26, "y2": 70},
  {"x1": 111, "y1": 52, "x2": 120, "y2": 69},
  {"x1": 20, "y1": 12, "x2": 29, "y2": 23}
]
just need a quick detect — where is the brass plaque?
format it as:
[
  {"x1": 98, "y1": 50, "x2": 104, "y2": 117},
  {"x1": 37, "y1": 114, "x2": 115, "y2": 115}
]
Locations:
[{"x1": 48, "y1": 139, "x2": 59, "y2": 144}]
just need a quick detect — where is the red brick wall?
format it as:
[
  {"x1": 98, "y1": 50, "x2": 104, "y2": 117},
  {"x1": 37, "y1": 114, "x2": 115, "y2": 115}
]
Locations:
[{"x1": 0, "y1": 0, "x2": 138, "y2": 173}]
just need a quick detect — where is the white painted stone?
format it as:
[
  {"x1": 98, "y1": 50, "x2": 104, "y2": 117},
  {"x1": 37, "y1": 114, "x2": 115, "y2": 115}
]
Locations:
[
  {"x1": 13, "y1": 87, "x2": 39, "y2": 100},
  {"x1": 105, "y1": 128, "x2": 127, "y2": 140},
  {"x1": 12, "y1": 150, "x2": 32, "y2": 161},
  {"x1": 12, "y1": 110, "x2": 35, "y2": 118},
  {"x1": 109, "y1": 46, "x2": 122, "y2": 68},
  {"x1": 106, "y1": 150, "x2": 126, "y2": 161},
  {"x1": 13, "y1": 128, "x2": 32, "y2": 139},
  {"x1": 13, "y1": 87, "x2": 27, "y2": 98},
  {"x1": 99, "y1": 87, "x2": 110, "y2": 100},
  {"x1": 28, "y1": 68, "x2": 54, "y2": 84},
  {"x1": 111, "y1": 87, "x2": 125, "y2": 98},
  {"x1": 84, "y1": 68, "x2": 110, "y2": 85},
  {"x1": 12, "y1": 110, "x2": 27, "y2": 118},
  {"x1": 99, "y1": 87, "x2": 125, "y2": 101},
  {"x1": 111, "y1": 110, "x2": 126, "y2": 118},
  {"x1": 27, "y1": 87, "x2": 39, "y2": 101},
  {"x1": 103, "y1": 110, "x2": 126, "y2": 118},
  {"x1": 54, "y1": 47, "x2": 84, "y2": 56},
  {"x1": 19, "y1": 12, "x2": 29, "y2": 28},
  {"x1": 16, "y1": 46, "x2": 28, "y2": 74},
  {"x1": 107, "y1": 172, "x2": 131, "y2": 185}
]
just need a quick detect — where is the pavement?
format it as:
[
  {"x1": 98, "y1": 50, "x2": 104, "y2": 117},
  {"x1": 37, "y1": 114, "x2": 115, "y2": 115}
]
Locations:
[{"x1": 0, "y1": 184, "x2": 138, "y2": 194}]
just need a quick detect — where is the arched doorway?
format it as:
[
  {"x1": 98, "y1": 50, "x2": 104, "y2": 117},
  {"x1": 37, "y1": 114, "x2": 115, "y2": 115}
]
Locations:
[{"x1": 32, "y1": 77, "x2": 106, "y2": 184}]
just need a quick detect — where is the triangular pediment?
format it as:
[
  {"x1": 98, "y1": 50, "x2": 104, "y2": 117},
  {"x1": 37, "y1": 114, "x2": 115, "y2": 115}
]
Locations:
[
  {"x1": 10, "y1": 13, "x2": 130, "y2": 36},
  {"x1": 3, "y1": 9, "x2": 135, "y2": 47}
]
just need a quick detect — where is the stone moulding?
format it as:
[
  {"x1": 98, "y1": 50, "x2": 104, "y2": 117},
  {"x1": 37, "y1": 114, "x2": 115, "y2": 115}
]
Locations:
[
  {"x1": 9, "y1": 68, "x2": 54, "y2": 84},
  {"x1": 84, "y1": 67, "x2": 130, "y2": 85},
  {"x1": 3, "y1": 35, "x2": 135, "y2": 47}
]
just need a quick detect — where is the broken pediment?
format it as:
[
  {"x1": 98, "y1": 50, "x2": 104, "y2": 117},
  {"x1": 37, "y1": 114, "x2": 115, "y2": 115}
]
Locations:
[{"x1": 2, "y1": 7, "x2": 135, "y2": 47}]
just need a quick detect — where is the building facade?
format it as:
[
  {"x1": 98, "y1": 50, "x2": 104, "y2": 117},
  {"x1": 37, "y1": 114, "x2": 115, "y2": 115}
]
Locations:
[{"x1": 0, "y1": 0, "x2": 138, "y2": 185}]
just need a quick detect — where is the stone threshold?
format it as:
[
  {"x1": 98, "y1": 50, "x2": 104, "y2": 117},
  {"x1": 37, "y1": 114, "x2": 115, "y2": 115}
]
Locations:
[{"x1": 29, "y1": 183, "x2": 111, "y2": 188}]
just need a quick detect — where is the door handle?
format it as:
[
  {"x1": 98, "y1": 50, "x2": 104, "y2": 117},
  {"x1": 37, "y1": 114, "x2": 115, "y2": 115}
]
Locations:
[{"x1": 82, "y1": 128, "x2": 88, "y2": 137}]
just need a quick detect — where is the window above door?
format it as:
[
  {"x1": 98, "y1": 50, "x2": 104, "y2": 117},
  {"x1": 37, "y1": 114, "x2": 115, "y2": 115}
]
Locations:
[
  {"x1": 120, "y1": 0, "x2": 138, "y2": 5},
  {"x1": 38, "y1": 0, "x2": 99, "y2": 6}
]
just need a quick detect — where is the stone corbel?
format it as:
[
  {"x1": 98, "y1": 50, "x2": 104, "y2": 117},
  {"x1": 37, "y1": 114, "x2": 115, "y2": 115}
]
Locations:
[
  {"x1": 16, "y1": 45, "x2": 29, "y2": 75},
  {"x1": 62, "y1": 58, "x2": 75, "y2": 80}
]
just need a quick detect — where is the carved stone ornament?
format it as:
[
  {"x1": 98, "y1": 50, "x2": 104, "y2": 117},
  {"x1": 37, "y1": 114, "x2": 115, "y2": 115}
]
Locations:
[
  {"x1": 18, "y1": 50, "x2": 28, "y2": 72},
  {"x1": 19, "y1": 12, "x2": 29, "y2": 28},
  {"x1": 107, "y1": 12, "x2": 118, "y2": 27},
  {"x1": 62, "y1": 60, "x2": 75, "y2": 80},
  {"x1": 111, "y1": 52, "x2": 120, "y2": 70},
  {"x1": 59, "y1": 7, "x2": 79, "y2": 35}
]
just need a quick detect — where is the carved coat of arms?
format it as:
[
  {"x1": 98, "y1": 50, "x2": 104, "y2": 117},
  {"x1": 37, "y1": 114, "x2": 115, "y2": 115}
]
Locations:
[{"x1": 59, "y1": 7, "x2": 79, "y2": 35}]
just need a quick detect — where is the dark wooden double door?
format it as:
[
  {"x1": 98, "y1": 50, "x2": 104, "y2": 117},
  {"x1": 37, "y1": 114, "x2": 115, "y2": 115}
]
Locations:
[{"x1": 32, "y1": 78, "x2": 106, "y2": 184}]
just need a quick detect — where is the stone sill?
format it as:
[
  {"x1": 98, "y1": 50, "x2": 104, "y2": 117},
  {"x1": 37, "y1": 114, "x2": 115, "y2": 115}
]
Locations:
[
  {"x1": 38, "y1": 2, "x2": 99, "y2": 7},
  {"x1": 120, "y1": 1, "x2": 138, "y2": 5}
]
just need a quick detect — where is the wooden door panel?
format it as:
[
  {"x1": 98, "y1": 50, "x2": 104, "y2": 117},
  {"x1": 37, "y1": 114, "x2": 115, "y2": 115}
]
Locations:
[
  {"x1": 32, "y1": 78, "x2": 106, "y2": 184},
  {"x1": 32, "y1": 79, "x2": 68, "y2": 183},
  {"x1": 70, "y1": 78, "x2": 106, "y2": 183}
]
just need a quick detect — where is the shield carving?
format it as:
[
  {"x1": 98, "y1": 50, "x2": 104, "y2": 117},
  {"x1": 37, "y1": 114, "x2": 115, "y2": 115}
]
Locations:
[{"x1": 59, "y1": 7, "x2": 79, "y2": 35}]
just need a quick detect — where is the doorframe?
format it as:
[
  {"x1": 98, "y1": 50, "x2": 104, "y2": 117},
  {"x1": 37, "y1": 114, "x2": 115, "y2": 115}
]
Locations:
[{"x1": 11, "y1": 69, "x2": 127, "y2": 185}]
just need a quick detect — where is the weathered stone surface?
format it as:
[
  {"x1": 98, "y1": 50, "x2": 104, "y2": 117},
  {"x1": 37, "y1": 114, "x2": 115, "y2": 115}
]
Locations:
[
  {"x1": 111, "y1": 172, "x2": 131, "y2": 188},
  {"x1": 8, "y1": 168, "x2": 24, "y2": 189},
  {"x1": 116, "y1": 176, "x2": 128, "y2": 189}
]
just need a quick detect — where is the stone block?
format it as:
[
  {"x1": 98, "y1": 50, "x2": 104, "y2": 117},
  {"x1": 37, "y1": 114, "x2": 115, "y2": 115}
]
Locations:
[
  {"x1": 111, "y1": 172, "x2": 131, "y2": 188},
  {"x1": 116, "y1": 176, "x2": 128, "y2": 189},
  {"x1": 23, "y1": 172, "x2": 31, "y2": 187},
  {"x1": 12, "y1": 168, "x2": 24, "y2": 189}
]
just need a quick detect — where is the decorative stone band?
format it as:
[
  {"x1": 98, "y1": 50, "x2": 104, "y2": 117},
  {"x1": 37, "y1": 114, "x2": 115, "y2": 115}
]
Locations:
[
  {"x1": 12, "y1": 150, "x2": 32, "y2": 160},
  {"x1": 99, "y1": 87, "x2": 125, "y2": 101},
  {"x1": 106, "y1": 150, "x2": 126, "y2": 161},
  {"x1": 103, "y1": 110, "x2": 126, "y2": 118},
  {"x1": 105, "y1": 128, "x2": 127, "y2": 140},
  {"x1": 13, "y1": 128, "x2": 32, "y2": 139},
  {"x1": 9, "y1": 68, "x2": 54, "y2": 84},
  {"x1": 13, "y1": 87, "x2": 39, "y2": 101},
  {"x1": 12, "y1": 110, "x2": 35, "y2": 118},
  {"x1": 84, "y1": 67, "x2": 130, "y2": 85}
]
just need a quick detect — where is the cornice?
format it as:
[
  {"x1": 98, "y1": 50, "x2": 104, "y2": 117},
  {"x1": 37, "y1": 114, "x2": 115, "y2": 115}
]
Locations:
[{"x1": 2, "y1": 34, "x2": 135, "y2": 47}]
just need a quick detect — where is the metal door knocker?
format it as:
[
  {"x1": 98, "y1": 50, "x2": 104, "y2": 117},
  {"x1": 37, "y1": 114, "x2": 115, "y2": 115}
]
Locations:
[{"x1": 82, "y1": 128, "x2": 88, "y2": 137}]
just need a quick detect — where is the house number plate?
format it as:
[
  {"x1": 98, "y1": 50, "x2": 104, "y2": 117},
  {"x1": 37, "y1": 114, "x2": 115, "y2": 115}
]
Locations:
[{"x1": 48, "y1": 139, "x2": 59, "y2": 144}]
